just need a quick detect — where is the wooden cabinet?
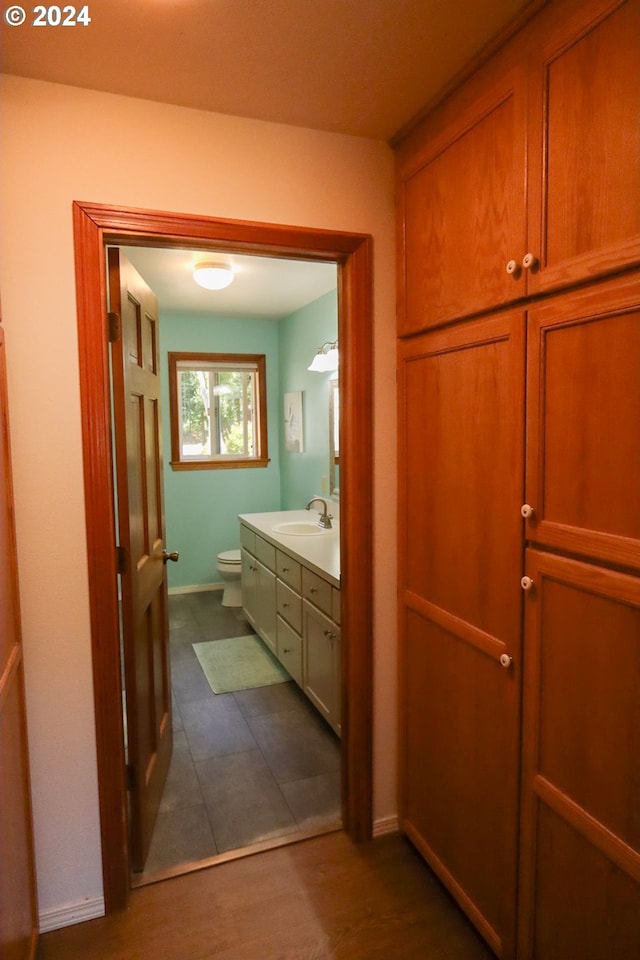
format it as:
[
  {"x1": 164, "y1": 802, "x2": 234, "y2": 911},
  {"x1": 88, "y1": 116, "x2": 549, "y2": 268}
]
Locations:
[
  {"x1": 398, "y1": 311, "x2": 526, "y2": 958},
  {"x1": 241, "y1": 521, "x2": 341, "y2": 734},
  {"x1": 524, "y1": 273, "x2": 640, "y2": 572},
  {"x1": 396, "y1": 1, "x2": 640, "y2": 957},
  {"x1": 396, "y1": 0, "x2": 640, "y2": 336},
  {"x1": 518, "y1": 549, "x2": 640, "y2": 959}
]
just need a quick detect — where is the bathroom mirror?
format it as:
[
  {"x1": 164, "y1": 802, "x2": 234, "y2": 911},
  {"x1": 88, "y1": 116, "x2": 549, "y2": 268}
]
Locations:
[{"x1": 329, "y1": 377, "x2": 340, "y2": 498}]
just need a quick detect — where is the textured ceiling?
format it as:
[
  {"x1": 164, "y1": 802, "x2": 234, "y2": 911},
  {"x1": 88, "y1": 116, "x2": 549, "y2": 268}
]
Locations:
[{"x1": 2, "y1": 0, "x2": 531, "y2": 141}]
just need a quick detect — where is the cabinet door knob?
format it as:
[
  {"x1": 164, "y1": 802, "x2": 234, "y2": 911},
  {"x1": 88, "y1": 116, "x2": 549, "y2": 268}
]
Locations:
[
  {"x1": 521, "y1": 576, "x2": 534, "y2": 591},
  {"x1": 522, "y1": 252, "x2": 538, "y2": 270},
  {"x1": 506, "y1": 259, "x2": 520, "y2": 276},
  {"x1": 309, "y1": 587, "x2": 318, "y2": 594},
  {"x1": 281, "y1": 566, "x2": 289, "y2": 572},
  {"x1": 499, "y1": 653, "x2": 513, "y2": 669},
  {"x1": 520, "y1": 503, "x2": 535, "y2": 519}
]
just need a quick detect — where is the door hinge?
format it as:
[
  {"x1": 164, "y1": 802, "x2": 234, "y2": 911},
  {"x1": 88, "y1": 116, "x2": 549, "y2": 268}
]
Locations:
[
  {"x1": 107, "y1": 311, "x2": 121, "y2": 343},
  {"x1": 116, "y1": 545, "x2": 127, "y2": 575},
  {"x1": 125, "y1": 764, "x2": 136, "y2": 791}
]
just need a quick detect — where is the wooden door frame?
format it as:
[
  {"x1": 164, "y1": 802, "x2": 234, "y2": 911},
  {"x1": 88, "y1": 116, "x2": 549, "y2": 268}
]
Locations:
[{"x1": 72, "y1": 201, "x2": 374, "y2": 912}]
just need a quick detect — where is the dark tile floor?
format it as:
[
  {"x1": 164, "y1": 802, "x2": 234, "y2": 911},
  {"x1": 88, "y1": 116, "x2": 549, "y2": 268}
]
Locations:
[{"x1": 136, "y1": 590, "x2": 342, "y2": 884}]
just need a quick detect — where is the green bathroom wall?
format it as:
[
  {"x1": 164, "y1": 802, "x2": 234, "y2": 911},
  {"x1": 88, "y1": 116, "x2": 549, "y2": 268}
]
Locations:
[
  {"x1": 278, "y1": 290, "x2": 338, "y2": 509},
  {"x1": 160, "y1": 312, "x2": 281, "y2": 589},
  {"x1": 159, "y1": 288, "x2": 337, "y2": 590}
]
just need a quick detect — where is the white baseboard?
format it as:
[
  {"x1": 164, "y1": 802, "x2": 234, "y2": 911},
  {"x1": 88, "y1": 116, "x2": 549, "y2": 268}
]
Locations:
[
  {"x1": 168, "y1": 583, "x2": 220, "y2": 596},
  {"x1": 39, "y1": 896, "x2": 105, "y2": 932},
  {"x1": 372, "y1": 815, "x2": 400, "y2": 838}
]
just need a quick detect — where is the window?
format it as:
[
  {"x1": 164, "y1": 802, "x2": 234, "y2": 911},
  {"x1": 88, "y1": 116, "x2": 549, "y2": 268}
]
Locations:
[{"x1": 168, "y1": 352, "x2": 268, "y2": 470}]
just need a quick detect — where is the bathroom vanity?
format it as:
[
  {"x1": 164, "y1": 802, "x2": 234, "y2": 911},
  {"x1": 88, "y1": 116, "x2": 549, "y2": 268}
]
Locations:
[{"x1": 239, "y1": 510, "x2": 341, "y2": 735}]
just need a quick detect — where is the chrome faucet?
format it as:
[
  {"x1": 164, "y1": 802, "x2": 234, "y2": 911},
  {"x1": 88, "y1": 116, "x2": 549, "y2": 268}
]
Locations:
[{"x1": 305, "y1": 497, "x2": 333, "y2": 529}]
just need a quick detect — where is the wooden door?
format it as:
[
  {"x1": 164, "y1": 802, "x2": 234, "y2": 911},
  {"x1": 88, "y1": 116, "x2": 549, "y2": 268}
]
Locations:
[
  {"x1": 518, "y1": 548, "x2": 640, "y2": 958},
  {"x1": 0, "y1": 325, "x2": 38, "y2": 960},
  {"x1": 398, "y1": 310, "x2": 525, "y2": 958},
  {"x1": 107, "y1": 250, "x2": 173, "y2": 874},
  {"x1": 524, "y1": 272, "x2": 640, "y2": 572},
  {"x1": 396, "y1": 63, "x2": 527, "y2": 335},
  {"x1": 526, "y1": 0, "x2": 640, "y2": 295}
]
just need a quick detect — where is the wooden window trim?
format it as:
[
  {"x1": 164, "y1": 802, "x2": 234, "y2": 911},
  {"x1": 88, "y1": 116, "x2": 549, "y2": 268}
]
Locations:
[{"x1": 168, "y1": 351, "x2": 268, "y2": 469}]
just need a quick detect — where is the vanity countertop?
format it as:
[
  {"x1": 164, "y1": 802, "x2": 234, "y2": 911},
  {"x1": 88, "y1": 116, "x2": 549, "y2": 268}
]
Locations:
[{"x1": 239, "y1": 510, "x2": 340, "y2": 588}]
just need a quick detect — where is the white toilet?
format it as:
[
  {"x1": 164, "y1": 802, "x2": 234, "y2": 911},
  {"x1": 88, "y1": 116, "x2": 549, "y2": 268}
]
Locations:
[{"x1": 216, "y1": 549, "x2": 243, "y2": 607}]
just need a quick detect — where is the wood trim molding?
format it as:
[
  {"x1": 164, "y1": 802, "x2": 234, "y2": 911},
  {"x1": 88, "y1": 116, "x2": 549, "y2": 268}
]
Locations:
[{"x1": 72, "y1": 200, "x2": 374, "y2": 911}]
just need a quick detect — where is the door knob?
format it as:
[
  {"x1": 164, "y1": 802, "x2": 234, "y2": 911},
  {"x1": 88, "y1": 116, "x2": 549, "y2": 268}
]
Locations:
[
  {"x1": 520, "y1": 503, "x2": 535, "y2": 519},
  {"x1": 521, "y1": 575, "x2": 534, "y2": 591},
  {"x1": 162, "y1": 550, "x2": 179, "y2": 563},
  {"x1": 499, "y1": 653, "x2": 513, "y2": 669}
]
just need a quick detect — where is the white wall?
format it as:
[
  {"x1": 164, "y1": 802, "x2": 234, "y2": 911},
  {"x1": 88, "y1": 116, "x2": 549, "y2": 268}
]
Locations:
[{"x1": 0, "y1": 75, "x2": 397, "y2": 922}]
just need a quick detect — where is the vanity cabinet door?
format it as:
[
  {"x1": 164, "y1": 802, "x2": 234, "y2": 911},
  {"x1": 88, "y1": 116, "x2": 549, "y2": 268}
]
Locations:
[
  {"x1": 276, "y1": 616, "x2": 302, "y2": 687},
  {"x1": 303, "y1": 601, "x2": 340, "y2": 735},
  {"x1": 255, "y1": 561, "x2": 276, "y2": 655},
  {"x1": 242, "y1": 549, "x2": 276, "y2": 654},
  {"x1": 241, "y1": 547, "x2": 258, "y2": 627}
]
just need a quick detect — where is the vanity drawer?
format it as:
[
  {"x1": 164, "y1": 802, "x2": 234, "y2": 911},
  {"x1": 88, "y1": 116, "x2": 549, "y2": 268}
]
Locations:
[
  {"x1": 240, "y1": 524, "x2": 256, "y2": 554},
  {"x1": 276, "y1": 615, "x2": 302, "y2": 687},
  {"x1": 276, "y1": 581, "x2": 302, "y2": 633},
  {"x1": 302, "y1": 568, "x2": 333, "y2": 616},
  {"x1": 255, "y1": 535, "x2": 276, "y2": 572},
  {"x1": 276, "y1": 551, "x2": 301, "y2": 591}
]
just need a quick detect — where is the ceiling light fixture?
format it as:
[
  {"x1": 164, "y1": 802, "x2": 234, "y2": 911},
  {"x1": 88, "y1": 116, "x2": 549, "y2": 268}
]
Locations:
[{"x1": 193, "y1": 261, "x2": 235, "y2": 291}]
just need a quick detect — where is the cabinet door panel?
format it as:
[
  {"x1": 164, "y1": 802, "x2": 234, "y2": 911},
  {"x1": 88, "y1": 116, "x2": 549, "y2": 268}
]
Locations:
[
  {"x1": 518, "y1": 549, "x2": 640, "y2": 958},
  {"x1": 303, "y1": 602, "x2": 339, "y2": 733},
  {"x1": 398, "y1": 310, "x2": 525, "y2": 958},
  {"x1": 398, "y1": 69, "x2": 527, "y2": 334},
  {"x1": 525, "y1": 273, "x2": 640, "y2": 570},
  {"x1": 527, "y1": 0, "x2": 640, "y2": 293}
]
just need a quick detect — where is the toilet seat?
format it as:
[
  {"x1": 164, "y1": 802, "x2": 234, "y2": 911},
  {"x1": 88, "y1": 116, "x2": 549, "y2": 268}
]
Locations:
[{"x1": 217, "y1": 549, "x2": 241, "y2": 565}]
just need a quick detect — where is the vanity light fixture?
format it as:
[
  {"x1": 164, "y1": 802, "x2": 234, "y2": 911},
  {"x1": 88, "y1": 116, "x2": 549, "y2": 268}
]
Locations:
[
  {"x1": 193, "y1": 261, "x2": 235, "y2": 290},
  {"x1": 308, "y1": 340, "x2": 338, "y2": 372}
]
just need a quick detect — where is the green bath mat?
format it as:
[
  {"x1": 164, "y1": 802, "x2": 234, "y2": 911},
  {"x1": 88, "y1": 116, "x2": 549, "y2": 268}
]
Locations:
[{"x1": 193, "y1": 634, "x2": 291, "y2": 694}]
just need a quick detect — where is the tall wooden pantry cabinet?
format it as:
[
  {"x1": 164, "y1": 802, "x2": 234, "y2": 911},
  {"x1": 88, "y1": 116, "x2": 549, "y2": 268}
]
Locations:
[{"x1": 395, "y1": 1, "x2": 640, "y2": 958}]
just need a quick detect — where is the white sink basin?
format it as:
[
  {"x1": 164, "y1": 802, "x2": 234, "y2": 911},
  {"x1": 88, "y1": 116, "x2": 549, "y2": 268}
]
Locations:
[{"x1": 271, "y1": 521, "x2": 330, "y2": 536}]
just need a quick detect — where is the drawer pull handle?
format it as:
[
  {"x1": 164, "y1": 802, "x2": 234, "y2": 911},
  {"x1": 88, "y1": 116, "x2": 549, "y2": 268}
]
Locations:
[
  {"x1": 282, "y1": 602, "x2": 290, "y2": 608},
  {"x1": 309, "y1": 587, "x2": 318, "y2": 594},
  {"x1": 282, "y1": 647, "x2": 292, "y2": 654},
  {"x1": 282, "y1": 566, "x2": 289, "y2": 572}
]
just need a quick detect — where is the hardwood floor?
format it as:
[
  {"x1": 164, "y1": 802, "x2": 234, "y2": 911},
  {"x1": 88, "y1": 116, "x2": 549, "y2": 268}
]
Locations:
[{"x1": 38, "y1": 832, "x2": 495, "y2": 959}]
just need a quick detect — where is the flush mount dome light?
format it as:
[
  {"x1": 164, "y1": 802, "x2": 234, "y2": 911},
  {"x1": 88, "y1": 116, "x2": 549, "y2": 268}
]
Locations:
[{"x1": 193, "y1": 261, "x2": 235, "y2": 290}]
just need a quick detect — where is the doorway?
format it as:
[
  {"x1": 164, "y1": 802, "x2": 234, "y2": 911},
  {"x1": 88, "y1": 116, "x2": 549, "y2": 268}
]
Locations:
[
  {"x1": 115, "y1": 244, "x2": 343, "y2": 882},
  {"x1": 73, "y1": 201, "x2": 374, "y2": 912}
]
